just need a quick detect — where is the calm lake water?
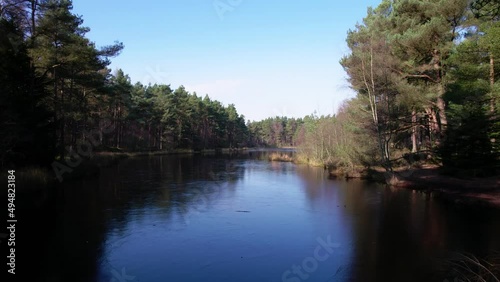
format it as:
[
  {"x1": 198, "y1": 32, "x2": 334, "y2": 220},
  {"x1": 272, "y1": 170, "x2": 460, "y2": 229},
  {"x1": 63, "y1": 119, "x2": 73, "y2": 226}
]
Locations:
[{"x1": 24, "y1": 150, "x2": 500, "y2": 281}]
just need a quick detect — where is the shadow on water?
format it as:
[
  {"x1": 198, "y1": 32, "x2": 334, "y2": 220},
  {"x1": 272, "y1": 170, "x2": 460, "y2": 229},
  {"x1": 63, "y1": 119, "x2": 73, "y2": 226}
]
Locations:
[
  {"x1": 18, "y1": 150, "x2": 500, "y2": 282},
  {"x1": 293, "y1": 166, "x2": 500, "y2": 282}
]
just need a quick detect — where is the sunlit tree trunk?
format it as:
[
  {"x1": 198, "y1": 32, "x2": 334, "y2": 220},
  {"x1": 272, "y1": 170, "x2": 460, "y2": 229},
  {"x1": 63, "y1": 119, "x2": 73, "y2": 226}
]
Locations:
[
  {"x1": 360, "y1": 43, "x2": 392, "y2": 171},
  {"x1": 411, "y1": 109, "x2": 418, "y2": 153},
  {"x1": 434, "y1": 50, "x2": 448, "y2": 136}
]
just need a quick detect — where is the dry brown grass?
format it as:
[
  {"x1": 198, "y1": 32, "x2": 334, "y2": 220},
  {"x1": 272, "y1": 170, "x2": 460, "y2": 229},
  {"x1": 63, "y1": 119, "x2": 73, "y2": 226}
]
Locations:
[
  {"x1": 445, "y1": 253, "x2": 500, "y2": 282},
  {"x1": 268, "y1": 152, "x2": 294, "y2": 162}
]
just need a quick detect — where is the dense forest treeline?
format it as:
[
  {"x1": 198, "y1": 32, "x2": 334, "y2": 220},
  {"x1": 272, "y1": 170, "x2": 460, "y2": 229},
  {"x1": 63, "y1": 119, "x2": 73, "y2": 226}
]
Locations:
[
  {"x1": 1, "y1": 0, "x2": 500, "y2": 177},
  {"x1": 0, "y1": 0, "x2": 329, "y2": 171},
  {"x1": 293, "y1": 0, "x2": 500, "y2": 175},
  {"x1": 0, "y1": 0, "x2": 250, "y2": 169}
]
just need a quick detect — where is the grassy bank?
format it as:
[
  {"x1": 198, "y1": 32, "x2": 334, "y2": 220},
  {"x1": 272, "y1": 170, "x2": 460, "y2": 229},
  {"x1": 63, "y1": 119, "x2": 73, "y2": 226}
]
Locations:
[
  {"x1": 286, "y1": 147, "x2": 499, "y2": 208},
  {"x1": 1, "y1": 167, "x2": 55, "y2": 209},
  {"x1": 11, "y1": 147, "x2": 251, "y2": 186},
  {"x1": 325, "y1": 163, "x2": 500, "y2": 208},
  {"x1": 5, "y1": 147, "x2": 251, "y2": 210},
  {"x1": 96, "y1": 147, "x2": 250, "y2": 156},
  {"x1": 268, "y1": 152, "x2": 294, "y2": 162},
  {"x1": 442, "y1": 253, "x2": 500, "y2": 281},
  {"x1": 385, "y1": 165, "x2": 500, "y2": 207},
  {"x1": 267, "y1": 151, "x2": 499, "y2": 209}
]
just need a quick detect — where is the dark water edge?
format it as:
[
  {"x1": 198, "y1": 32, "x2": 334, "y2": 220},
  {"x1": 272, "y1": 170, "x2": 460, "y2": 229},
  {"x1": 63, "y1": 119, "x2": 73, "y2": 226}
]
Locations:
[{"x1": 8, "y1": 149, "x2": 500, "y2": 282}]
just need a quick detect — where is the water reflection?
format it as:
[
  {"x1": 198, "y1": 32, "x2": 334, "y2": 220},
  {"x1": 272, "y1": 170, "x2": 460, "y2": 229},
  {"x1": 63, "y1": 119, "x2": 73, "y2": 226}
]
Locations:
[
  {"x1": 25, "y1": 151, "x2": 500, "y2": 282},
  {"x1": 94, "y1": 153, "x2": 354, "y2": 282}
]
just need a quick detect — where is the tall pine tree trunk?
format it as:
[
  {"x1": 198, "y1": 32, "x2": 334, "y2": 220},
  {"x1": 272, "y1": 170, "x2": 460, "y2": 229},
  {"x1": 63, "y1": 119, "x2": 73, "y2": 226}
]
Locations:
[
  {"x1": 434, "y1": 50, "x2": 447, "y2": 136},
  {"x1": 30, "y1": 0, "x2": 37, "y2": 37},
  {"x1": 117, "y1": 104, "x2": 122, "y2": 148},
  {"x1": 159, "y1": 127, "x2": 163, "y2": 150},
  {"x1": 54, "y1": 67, "x2": 65, "y2": 160},
  {"x1": 436, "y1": 95, "x2": 447, "y2": 133},
  {"x1": 425, "y1": 107, "x2": 439, "y2": 148},
  {"x1": 490, "y1": 53, "x2": 495, "y2": 113},
  {"x1": 60, "y1": 81, "x2": 65, "y2": 160},
  {"x1": 411, "y1": 109, "x2": 418, "y2": 153}
]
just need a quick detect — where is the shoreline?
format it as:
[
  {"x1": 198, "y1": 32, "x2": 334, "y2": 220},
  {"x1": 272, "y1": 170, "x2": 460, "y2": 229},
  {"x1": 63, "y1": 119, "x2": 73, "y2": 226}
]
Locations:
[
  {"x1": 329, "y1": 164, "x2": 500, "y2": 208},
  {"x1": 94, "y1": 147, "x2": 251, "y2": 157},
  {"x1": 389, "y1": 165, "x2": 500, "y2": 208},
  {"x1": 10, "y1": 150, "x2": 500, "y2": 210}
]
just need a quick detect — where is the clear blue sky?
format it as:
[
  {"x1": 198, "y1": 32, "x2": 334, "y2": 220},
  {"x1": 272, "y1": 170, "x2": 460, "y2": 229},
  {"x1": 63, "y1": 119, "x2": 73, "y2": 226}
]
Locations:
[{"x1": 72, "y1": 0, "x2": 381, "y2": 121}]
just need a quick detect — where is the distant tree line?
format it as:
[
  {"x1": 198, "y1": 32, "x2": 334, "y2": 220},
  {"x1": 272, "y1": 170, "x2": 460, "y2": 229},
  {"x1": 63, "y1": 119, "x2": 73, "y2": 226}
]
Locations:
[
  {"x1": 247, "y1": 117, "x2": 303, "y2": 147},
  {"x1": 109, "y1": 78, "x2": 249, "y2": 151}
]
